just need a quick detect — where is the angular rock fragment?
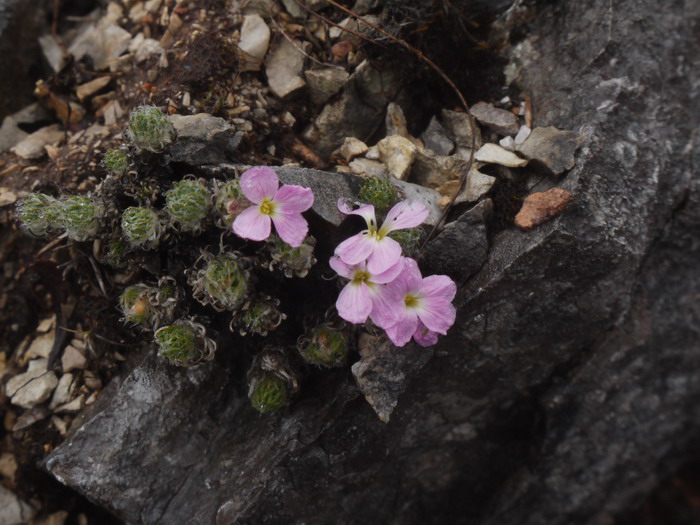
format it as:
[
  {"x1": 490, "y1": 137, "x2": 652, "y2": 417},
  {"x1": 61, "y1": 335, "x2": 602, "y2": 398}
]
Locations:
[
  {"x1": 11, "y1": 125, "x2": 64, "y2": 160},
  {"x1": 69, "y1": 21, "x2": 132, "y2": 70},
  {"x1": 6, "y1": 358, "x2": 58, "y2": 409},
  {"x1": 0, "y1": 486, "x2": 35, "y2": 524},
  {"x1": 470, "y1": 101, "x2": 520, "y2": 136},
  {"x1": 515, "y1": 126, "x2": 581, "y2": 175},
  {"x1": 76, "y1": 76, "x2": 111, "y2": 101},
  {"x1": 514, "y1": 187, "x2": 573, "y2": 230},
  {"x1": 423, "y1": 199, "x2": 493, "y2": 280},
  {"x1": 339, "y1": 136, "x2": 369, "y2": 161},
  {"x1": 475, "y1": 143, "x2": 528, "y2": 167},
  {"x1": 441, "y1": 109, "x2": 481, "y2": 149},
  {"x1": 421, "y1": 116, "x2": 455, "y2": 156},
  {"x1": 50, "y1": 373, "x2": 76, "y2": 410},
  {"x1": 349, "y1": 158, "x2": 386, "y2": 178},
  {"x1": 238, "y1": 14, "x2": 270, "y2": 72},
  {"x1": 376, "y1": 135, "x2": 416, "y2": 179},
  {"x1": 305, "y1": 68, "x2": 349, "y2": 105},
  {"x1": 62, "y1": 345, "x2": 87, "y2": 372},
  {"x1": 25, "y1": 331, "x2": 55, "y2": 359},
  {"x1": 266, "y1": 38, "x2": 308, "y2": 98},
  {"x1": 385, "y1": 102, "x2": 409, "y2": 137},
  {"x1": 410, "y1": 149, "x2": 468, "y2": 188},
  {"x1": 513, "y1": 124, "x2": 531, "y2": 146},
  {"x1": 168, "y1": 113, "x2": 241, "y2": 164}
]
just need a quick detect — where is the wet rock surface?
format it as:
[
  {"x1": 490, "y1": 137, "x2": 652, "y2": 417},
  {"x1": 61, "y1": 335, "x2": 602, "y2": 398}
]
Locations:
[{"x1": 40, "y1": 1, "x2": 700, "y2": 524}]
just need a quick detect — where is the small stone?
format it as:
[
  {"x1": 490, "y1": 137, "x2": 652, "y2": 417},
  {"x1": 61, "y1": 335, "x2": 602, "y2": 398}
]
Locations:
[
  {"x1": 410, "y1": 149, "x2": 467, "y2": 188},
  {"x1": 475, "y1": 143, "x2": 528, "y2": 167},
  {"x1": 499, "y1": 136, "x2": 515, "y2": 151},
  {"x1": 514, "y1": 187, "x2": 574, "y2": 230},
  {"x1": 84, "y1": 370, "x2": 102, "y2": 391},
  {"x1": 61, "y1": 345, "x2": 87, "y2": 372},
  {"x1": 26, "y1": 331, "x2": 55, "y2": 360},
  {"x1": 339, "y1": 137, "x2": 369, "y2": 161},
  {"x1": 470, "y1": 101, "x2": 521, "y2": 136},
  {"x1": 461, "y1": 170, "x2": 496, "y2": 203},
  {"x1": 238, "y1": 14, "x2": 271, "y2": 72},
  {"x1": 76, "y1": 76, "x2": 111, "y2": 101},
  {"x1": 134, "y1": 38, "x2": 164, "y2": 63},
  {"x1": 376, "y1": 135, "x2": 416, "y2": 180},
  {"x1": 0, "y1": 188, "x2": 17, "y2": 207},
  {"x1": 52, "y1": 416, "x2": 68, "y2": 436},
  {"x1": 515, "y1": 126, "x2": 581, "y2": 175},
  {"x1": 281, "y1": 0, "x2": 306, "y2": 18},
  {"x1": 11, "y1": 125, "x2": 64, "y2": 159},
  {"x1": 304, "y1": 68, "x2": 350, "y2": 105},
  {"x1": 0, "y1": 453, "x2": 17, "y2": 484},
  {"x1": 441, "y1": 109, "x2": 481, "y2": 148},
  {"x1": 36, "y1": 315, "x2": 56, "y2": 333},
  {"x1": 385, "y1": 102, "x2": 408, "y2": 137},
  {"x1": 349, "y1": 158, "x2": 387, "y2": 178},
  {"x1": 55, "y1": 394, "x2": 84, "y2": 414},
  {"x1": 50, "y1": 373, "x2": 76, "y2": 410},
  {"x1": 420, "y1": 116, "x2": 454, "y2": 156},
  {"x1": 513, "y1": 125, "x2": 531, "y2": 146},
  {"x1": 169, "y1": 113, "x2": 233, "y2": 140},
  {"x1": 0, "y1": 486, "x2": 36, "y2": 525},
  {"x1": 266, "y1": 38, "x2": 308, "y2": 98},
  {"x1": 7, "y1": 359, "x2": 59, "y2": 409},
  {"x1": 34, "y1": 510, "x2": 69, "y2": 525},
  {"x1": 12, "y1": 406, "x2": 51, "y2": 431},
  {"x1": 69, "y1": 22, "x2": 132, "y2": 70},
  {"x1": 365, "y1": 146, "x2": 380, "y2": 160}
]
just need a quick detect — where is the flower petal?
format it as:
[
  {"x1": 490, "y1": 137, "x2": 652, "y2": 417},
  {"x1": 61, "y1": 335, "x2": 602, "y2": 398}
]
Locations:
[
  {"x1": 384, "y1": 311, "x2": 419, "y2": 347},
  {"x1": 416, "y1": 297, "x2": 456, "y2": 335},
  {"x1": 271, "y1": 212, "x2": 308, "y2": 247},
  {"x1": 233, "y1": 206, "x2": 271, "y2": 241},
  {"x1": 338, "y1": 199, "x2": 377, "y2": 230},
  {"x1": 412, "y1": 322, "x2": 439, "y2": 347},
  {"x1": 366, "y1": 237, "x2": 402, "y2": 274},
  {"x1": 240, "y1": 167, "x2": 279, "y2": 204},
  {"x1": 382, "y1": 257, "x2": 422, "y2": 297},
  {"x1": 419, "y1": 274, "x2": 457, "y2": 303},
  {"x1": 372, "y1": 258, "x2": 404, "y2": 284},
  {"x1": 275, "y1": 184, "x2": 314, "y2": 214},
  {"x1": 336, "y1": 282, "x2": 373, "y2": 324},
  {"x1": 335, "y1": 232, "x2": 375, "y2": 265},
  {"x1": 369, "y1": 284, "x2": 402, "y2": 329},
  {"x1": 379, "y1": 200, "x2": 429, "y2": 234},
  {"x1": 329, "y1": 255, "x2": 358, "y2": 279}
]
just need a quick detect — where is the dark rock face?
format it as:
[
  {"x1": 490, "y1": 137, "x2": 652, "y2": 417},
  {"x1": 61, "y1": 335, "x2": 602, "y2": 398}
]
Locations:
[{"x1": 45, "y1": 1, "x2": 700, "y2": 524}]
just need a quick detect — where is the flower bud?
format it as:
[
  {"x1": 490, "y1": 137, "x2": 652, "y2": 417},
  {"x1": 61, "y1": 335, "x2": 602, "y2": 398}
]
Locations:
[
  {"x1": 232, "y1": 296, "x2": 286, "y2": 336},
  {"x1": 17, "y1": 193, "x2": 59, "y2": 236},
  {"x1": 298, "y1": 324, "x2": 348, "y2": 368},
  {"x1": 188, "y1": 252, "x2": 250, "y2": 312},
  {"x1": 127, "y1": 105, "x2": 175, "y2": 153},
  {"x1": 213, "y1": 179, "x2": 251, "y2": 228},
  {"x1": 121, "y1": 206, "x2": 162, "y2": 249},
  {"x1": 165, "y1": 179, "x2": 211, "y2": 232},
  {"x1": 247, "y1": 347, "x2": 299, "y2": 414},
  {"x1": 359, "y1": 176, "x2": 397, "y2": 213},
  {"x1": 58, "y1": 195, "x2": 102, "y2": 241},
  {"x1": 266, "y1": 235, "x2": 316, "y2": 278},
  {"x1": 154, "y1": 319, "x2": 216, "y2": 366},
  {"x1": 102, "y1": 149, "x2": 130, "y2": 176}
]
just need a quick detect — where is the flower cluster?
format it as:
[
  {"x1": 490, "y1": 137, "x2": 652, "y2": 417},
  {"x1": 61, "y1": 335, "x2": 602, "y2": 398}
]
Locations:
[{"x1": 330, "y1": 199, "x2": 456, "y2": 347}]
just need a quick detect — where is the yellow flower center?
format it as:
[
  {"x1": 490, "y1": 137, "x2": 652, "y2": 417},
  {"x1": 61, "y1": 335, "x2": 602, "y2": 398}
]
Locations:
[
  {"x1": 404, "y1": 294, "x2": 419, "y2": 308},
  {"x1": 352, "y1": 270, "x2": 371, "y2": 285},
  {"x1": 259, "y1": 198, "x2": 275, "y2": 216}
]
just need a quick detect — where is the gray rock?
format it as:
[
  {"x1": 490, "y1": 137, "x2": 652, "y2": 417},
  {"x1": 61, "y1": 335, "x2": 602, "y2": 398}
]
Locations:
[
  {"x1": 7, "y1": 358, "x2": 58, "y2": 408},
  {"x1": 11, "y1": 124, "x2": 64, "y2": 159},
  {"x1": 470, "y1": 101, "x2": 521, "y2": 136},
  {"x1": 474, "y1": 143, "x2": 528, "y2": 167},
  {"x1": 458, "y1": 169, "x2": 496, "y2": 204},
  {"x1": 0, "y1": 486, "x2": 35, "y2": 525},
  {"x1": 167, "y1": 113, "x2": 241, "y2": 165},
  {"x1": 441, "y1": 108, "x2": 481, "y2": 149},
  {"x1": 237, "y1": 14, "x2": 270, "y2": 72},
  {"x1": 421, "y1": 115, "x2": 454, "y2": 156},
  {"x1": 68, "y1": 19, "x2": 132, "y2": 70},
  {"x1": 348, "y1": 157, "x2": 386, "y2": 178},
  {"x1": 61, "y1": 345, "x2": 87, "y2": 372},
  {"x1": 376, "y1": 134, "x2": 416, "y2": 179},
  {"x1": 513, "y1": 124, "x2": 531, "y2": 146},
  {"x1": 49, "y1": 373, "x2": 76, "y2": 410},
  {"x1": 304, "y1": 68, "x2": 349, "y2": 105},
  {"x1": 385, "y1": 102, "x2": 409, "y2": 137},
  {"x1": 515, "y1": 126, "x2": 582, "y2": 175},
  {"x1": 303, "y1": 60, "x2": 400, "y2": 157},
  {"x1": 266, "y1": 38, "x2": 307, "y2": 98},
  {"x1": 339, "y1": 136, "x2": 368, "y2": 161},
  {"x1": 423, "y1": 199, "x2": 492, "y2": 280},
  {"x1": 409, "y1": 148, "x2": 468, "y2": 189}
]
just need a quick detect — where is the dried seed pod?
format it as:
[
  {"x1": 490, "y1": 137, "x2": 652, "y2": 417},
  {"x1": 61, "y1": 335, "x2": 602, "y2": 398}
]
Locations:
[
  {"x1": 232, "y1": 296, "x2": 286, "y2": 336},
  {"x1": 359, "y1": 176, "x2": 397, "y2": 213},
  {"x1": 127, "y1": 105, "x2": 175, "y2": 153},
  {"x1": 119, "y1": 278, "x2": 179, "y2": 329},
  {"x1": 121, "y1": 206, "x2": 162, "y2": 249},
  {"x1": 247, "y1": 347, "x2": 299, "y2": 414},
  {"x1": 188, "y1": 251, "x2": 250, "y2": 312},
  {"x1": 266, "y1": 235, "x2": 317, "y2": 278},
  {"x1": 154, "y1": 319, "x2": 216, "y2": 366},
  {"x1": 298, "y1": 323, "x2": 349, "y2": 368},
  {"x1": 58, "y1": 195, "x2": 102, "y2": 241},
  {"x1": 165, "y1": 178, "x2": 211, "y2": 232},
  {"x1": 16, "y1": 193, "x2": 60, "y2": 236},
  {"x1": 101, "y1": 149, "x2": 130, "y2": 176},
  {"x1": 119, "y1": 285, "x2": 153, "y2": 325},
  {"x1": 212, "y1": 178, "x2": 251, "y2": 228}
]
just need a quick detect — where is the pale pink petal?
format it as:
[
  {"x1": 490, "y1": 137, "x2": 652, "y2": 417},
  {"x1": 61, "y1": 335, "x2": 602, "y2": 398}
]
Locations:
[
  {"x1": 413, "y1": 322, "x2": 439, "y2": 347},
  {"x1": 369, "y1": 285, "x2": 402, "y2": 329},
  {"x1": 271, "y1": 212, "x2": 308, "y2": 247},
  {"x1": 274, "y1": 185, "x2": 314, "y2": 213},
  {"x1": 372, "y1": 258, "x2": 404, "y2": 284},
  {"x1": 418, "y1": 275, "x2": 457, "y2": 303},
  {"x1": 415, "y1": 298, "x2": 456, "y2": 335},
  {"x1": 233, "y1": 206, "x2": 271, "y2": 241},
  {"x1": 328, "y1": 255, "x2": 358, "y2": 279},
  {"x1": 384, "y1": 311, "x2": 419, "y2": 347},
  {"x1": 239, "y1": 167, "x2": 279, "y2": 204},
  {"x1": 335, "y1": 232, "x2": 375, "y2": 265},
  {"x1": 338, "y1": 199, "x2": 377, "y2": 230},
  {"x1": 383, "y1": 257, "x2": 422, "y2": 297},
  {"x1": 336, "y1": 282, "x2": 373, "y2": 324},
  {"x1": 379, "y1": 200, "x2": 429, "y2": 234},
  {"x1": 366, "y1": 237, "x2": 402, "y2": 274}
]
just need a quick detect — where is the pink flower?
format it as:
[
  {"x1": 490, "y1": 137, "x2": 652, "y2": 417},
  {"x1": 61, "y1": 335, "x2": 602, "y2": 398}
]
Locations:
[
  {"x1": 329, "y1": 255, "x2": 403, "y2": 325},
  {"x1": 334, "y1": 199, "x2": 428, "y2": 274},
  {"x1": 232, "y1": 167, "x2": 314, "y2": 247},
  {"x1": 382, "y1": 258, "x2": 456, "y2": 347}
]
